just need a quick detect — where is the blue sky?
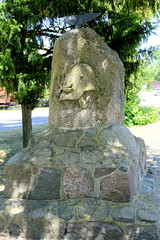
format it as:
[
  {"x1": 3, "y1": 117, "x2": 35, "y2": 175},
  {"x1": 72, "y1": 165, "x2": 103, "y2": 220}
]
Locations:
[{"x1": 141, "y1": 22, "x2": 160, "y2": 48}]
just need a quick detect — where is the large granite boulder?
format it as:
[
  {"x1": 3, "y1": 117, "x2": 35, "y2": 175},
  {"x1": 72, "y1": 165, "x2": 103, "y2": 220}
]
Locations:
[{"x1": 49, "y1": 28, "x2": 124, "y2": 127}]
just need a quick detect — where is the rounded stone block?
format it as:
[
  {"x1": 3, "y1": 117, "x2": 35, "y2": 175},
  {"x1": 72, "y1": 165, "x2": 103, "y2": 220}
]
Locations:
[
  {"x1": 127, "y1": 226, "x2": 159, "y2": 240},
  {"x1": 28, "y1": 168, "x2": 61, "y2": 200},
  {"x1": 52, "y1": 129, "x2": 82, "y2": 147},
  {"x1": 137, "y1": 208, "x2": 157, "y2": 222},
  {"x1": 94, "y1": 167, "x2": 116, "y2": 178},
  {"x1": 63, "y1": 166, "x2": 94, "y2": 198},
  {"x1": 112, "y1": 206, "x2": 135, "y2": 222},
  {"x1": 25, "y1": 219, "x2": 66, "y2": 240},
  {"x1": 57, "y1": 205, "x2": 75, "y2": 221},
  {"x1": 81, "y1": 150, "x2": 103, "y2": 164},
  {"x1": 65, "y1": 222, "x2": 124, "y2": 240},
  {"x1": 0, "y1": 216, "x2": 4, "y2": 232},
  {"x1": 100, "y1": 170, "x2": 135, "y2": 202},
  {"x1": 4, "y1": 164, "x2": 32, "y2": 199},
  {"x1": 99, "y1": 124, "x2": 139, "y2": 157},
  {"x1": 77, "y1": 199, "x2": 96, "y2": 219}
]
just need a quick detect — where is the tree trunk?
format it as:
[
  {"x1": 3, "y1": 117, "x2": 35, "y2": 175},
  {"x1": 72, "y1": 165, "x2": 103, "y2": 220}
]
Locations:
[{"x1": 22, "y1": 104, "x2": 32, "y2": 148}]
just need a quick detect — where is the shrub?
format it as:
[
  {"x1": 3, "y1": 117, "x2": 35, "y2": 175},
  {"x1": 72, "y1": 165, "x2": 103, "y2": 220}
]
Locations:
[{"x1": 124, "y1": 101, "x2": 160, "y2": 126}]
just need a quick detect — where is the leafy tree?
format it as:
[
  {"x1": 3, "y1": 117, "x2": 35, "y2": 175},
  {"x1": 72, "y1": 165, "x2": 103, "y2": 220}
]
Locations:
[
  {"x1": 0, "y1": 1, "x2": 51, "y2": 147},
  {"x1": 129, "y1": 49, "x2": 160, "y2": 90}
]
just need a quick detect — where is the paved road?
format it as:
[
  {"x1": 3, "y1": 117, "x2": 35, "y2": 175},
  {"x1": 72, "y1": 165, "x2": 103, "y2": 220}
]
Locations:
[
  {"x1": 139, "y1": 91, "x2": 160, "y2": 107},
  {"x1": 0, "y1": 91, "x2": 159, "y2": 132},
  {"x1": 0, "y1": 108, "x2": 49, "y2": 131}
]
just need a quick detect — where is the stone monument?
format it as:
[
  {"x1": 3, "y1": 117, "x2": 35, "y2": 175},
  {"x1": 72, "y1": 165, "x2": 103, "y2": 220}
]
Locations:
[
  {"x1": 0, "y1": 28, "x2": 147, "y2": 240},
  {"x1": 49, "y1": 28, "x2": 124, "y2": 127}
]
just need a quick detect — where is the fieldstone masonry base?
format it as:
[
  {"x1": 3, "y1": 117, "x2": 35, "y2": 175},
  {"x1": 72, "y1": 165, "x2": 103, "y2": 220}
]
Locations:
[
  {"x1": 0, "y1": 124, "x2": 149, "y2": 239},
  {"x1": 0, "y1": 168, "x2": 160, "y2": 239},
  {"x1": 4, "y1": 124, "x2": 146, "y2": 202}
]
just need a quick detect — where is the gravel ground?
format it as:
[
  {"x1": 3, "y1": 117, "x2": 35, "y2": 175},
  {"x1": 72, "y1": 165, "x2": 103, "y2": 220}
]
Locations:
[{"x1": 129, "y1": 120, "x2": 160, "y2": 147}]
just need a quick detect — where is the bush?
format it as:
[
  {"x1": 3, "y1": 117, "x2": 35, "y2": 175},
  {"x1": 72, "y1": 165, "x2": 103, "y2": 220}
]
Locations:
[{"x1": 124, "y1": 102, "x2": 160, "y2": 126}]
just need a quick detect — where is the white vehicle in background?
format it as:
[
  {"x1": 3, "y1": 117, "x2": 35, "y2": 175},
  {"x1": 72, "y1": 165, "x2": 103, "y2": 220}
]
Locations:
[{"x1": 154, "y1": 88, "x2": 160, "y2": 96}]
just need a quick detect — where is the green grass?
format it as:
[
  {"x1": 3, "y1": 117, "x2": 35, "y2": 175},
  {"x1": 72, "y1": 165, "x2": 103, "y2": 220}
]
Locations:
[{"x1": 0, "y1": 123, "x2": 48, "y2": 185}]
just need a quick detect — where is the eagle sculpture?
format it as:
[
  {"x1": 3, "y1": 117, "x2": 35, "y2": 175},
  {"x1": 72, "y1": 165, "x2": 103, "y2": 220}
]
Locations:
[{"x1": 61, "y1": 13, "x2": 101, "y2": 29}]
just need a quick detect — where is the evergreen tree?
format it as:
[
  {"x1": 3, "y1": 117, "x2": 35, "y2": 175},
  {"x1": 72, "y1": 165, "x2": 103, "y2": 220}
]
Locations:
[{"x1": 0, "y1": 1, "x2": 51, "y2": 147}]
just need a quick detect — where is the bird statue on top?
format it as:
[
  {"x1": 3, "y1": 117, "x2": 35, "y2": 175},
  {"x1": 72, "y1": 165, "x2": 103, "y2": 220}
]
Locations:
[{"x1": 61, "y1": 12, "x2": 101, "y2": 29}]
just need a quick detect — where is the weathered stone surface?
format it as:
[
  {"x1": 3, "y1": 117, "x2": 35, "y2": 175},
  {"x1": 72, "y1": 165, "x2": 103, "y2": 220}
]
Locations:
[
  {"x1": 127, "y1": 226, "x2": 159, "y2": 240},
  {"x1": 4, "y1": 164, "x2": 31, "y2": 199},
  {"x1": 63, "y1": 167, "x2": 94, "y2": 198},
  {"x1": 100, "y1": 169, "x2": 136, "y2": 202},
  {"x1": 152, "y1": 190, "x2": 160, "y2": 198},
  {"x1": 103, "y1": 147, "x2": 125, "y2": 159},
  {"x1": 81, "y1": 150, "x2": 103, "y2": 164},
  {"x1": 46, "y1": 202, "x2": 59, "y2": 221},
  {"x1": 28, "y1": 168, "x2": 61, "y2": 200},
  {"x1": 120, "y1": 159, "x2": 130, "y2": 166},
  {"x1": 136, "y1": 137, "x2": 147, "y2": 174},
  {"x1": 55, "y1": 151, "x2": 80, "y2": 165},
  {"x1": 29, "y1": 148, "x2": 52, "y2": 164},
  {"x1": 20, "y1": 140, "x2": 52, "y2": 164},
  {"x1": 99, "y1": 125, "x2": 140, "y2": 159},
  {"x1": 0, "y1": 198, "x2": 7, "y2": 210},
  {"x1": 6, "y1": 209, "x2": 67, "y2": 240},
  {"x1": 66, "y1": 222, "x2": 124, "y2": 240},
  {"x1": 85, "y1": 128, "x2": 97, "y2": 137},
  {"x1": 25, "y1": 219, "x2": 66, "y2": 240},
  {"x1": 119, "y1": 166, "x2": 128, "y2": 172},
  {"x1": 24, "y1": 199, "x2": 48, "y2": 211},
  {"x1": 5, "y1": 152, "x2": 23, "y2": 165},
  {"x1": 94, "y1": 167, "x2": 116, "y2": 178},
  {"x1": 112, "y1": 206, "x2": 135, "y2": 222},
  {"x1": 8, "y1": 222, "x2": 22, "y2": 237},
  {"x1": 78, "y1": 137, "x2": 95, "y2": 148},
  {"x1": 91, "y1": 208, "x2": 110, "y2": 220},
  {"x1": 146, "y1": 168, "x2": 160, "y2": 178},
  {"x1": 121, "y1": 148, "x2": 133, "y2": 160},
  {"x1": 30, "y1": 208, "x2": 45, "y2": 219},
  {"x1": 52, "y1": 129, "x2": 82, "y2": 147},
  {"x1": 5, "y1": 199, "x2": 48, "y2": 219},
  {"x1": 0, "y1": 216, "x2": 4, "y2": 232},
  {"x1": 101, "y1": 158, "x2": 118, "y2": 167},
  {"x1": 135, "y1": 200, "x2": 153, "y2": 208},
  {"x1": 143, "y1": 177, "x2": 156, "y2": 186},
  {"x1": 141, "y1": 184, "x2": 152, "y2": 192},
  {"x1": 57, "y1": 204, "x2": 75, "y2": 221},
  {"x1": 46, "y1": 201, "x2": 75, "y2": 221},
  {"x1": 77, "y1": 199, "x2": 96, "y2": 219},
  {"x1": 137, "y1": 208, "x2": 157, "y2": 222},
  {"x1": 143, "y1": 195, "x2": 160, "y2": 206},
  {"x1": 49, "y1": 28, "x2": 124, "y2": 128}
]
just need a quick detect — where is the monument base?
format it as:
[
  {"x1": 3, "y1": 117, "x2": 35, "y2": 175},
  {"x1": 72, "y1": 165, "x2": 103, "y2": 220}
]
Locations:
[
  {"x1": 4, "y1": 124, "x2": 146, "y2": 203},
  {"x1": 0, "y1": 124, "x2": 149, "y2": 239}
]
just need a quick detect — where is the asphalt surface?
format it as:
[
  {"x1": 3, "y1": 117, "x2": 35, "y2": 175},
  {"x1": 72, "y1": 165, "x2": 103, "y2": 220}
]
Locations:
[
  {"x1": 0, "y1": 108, "x2": 49, "y2": 131},
  {"x1": 139, "y1": 90, "x2": 160, "y2": 107},
  {"x1": 129, "y1": 120, "x2": 160, "y2": 148}
]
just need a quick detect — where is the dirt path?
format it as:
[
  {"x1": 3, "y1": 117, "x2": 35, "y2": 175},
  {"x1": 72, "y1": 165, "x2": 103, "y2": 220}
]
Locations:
[{"x1": 129, "y1": 120, "x2": 160, "y2": 147}]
